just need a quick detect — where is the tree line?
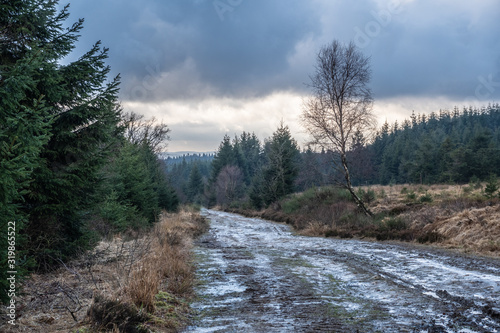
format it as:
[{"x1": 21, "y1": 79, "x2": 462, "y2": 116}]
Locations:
[
  {"x1": 1, "y1": 1, "x2": 177, "y2": 302},
  {"x1": 370, "y1": 105, "x2": 500, "y2": 185},
  {"x1": 172, "y1": 104, "x2": 500, "y2": 210},
  {"x1": 162, "y1": 41, "x2": 500, "y2": 214}
]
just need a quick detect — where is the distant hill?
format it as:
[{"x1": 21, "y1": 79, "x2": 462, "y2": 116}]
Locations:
[{"x1": 158, "y1": 151, "x2": 216, "y2": 159}]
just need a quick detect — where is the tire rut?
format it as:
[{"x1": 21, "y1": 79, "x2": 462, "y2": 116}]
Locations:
[
  {"x1": 307, "y1": 247, "x2": 500, "y2": 332},
  {"x1": 185, "y1": 210, "x2": 500, "y2": 332}
]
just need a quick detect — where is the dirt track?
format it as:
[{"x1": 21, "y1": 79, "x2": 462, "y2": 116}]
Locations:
[{"x1": 185, "y1": 210, "x2": 500, "y2": 332}]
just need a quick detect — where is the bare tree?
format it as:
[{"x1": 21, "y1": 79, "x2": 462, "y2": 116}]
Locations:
[
  {"x1": 301, "y1": 40, "x2": 376, "y2": 216},
  {"x1": 122, "y1": 112, "x2": 171, "y2": 153},
  {"x1": 216, "y1": 165, "x2": 244, "y2": 207}
]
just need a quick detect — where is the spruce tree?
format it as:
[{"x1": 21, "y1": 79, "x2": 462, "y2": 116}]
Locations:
[
  {"x1": 260, "y1": 123, "x2": 300, "y2": 205},
  {"x1": 210, "y1": 134, "x2": 234, "y2": 184},
  {"x1": 239, "y1": 132, "x2": 262, "y2": 185},
  {"x1": 1, "y1": 0, "x2": 122, "y2": 269},
  {"x1": 0, "y1": 32, "x2": 54, "y2": 302},
  {"x1": 187, "y1": 163, "x2": 204, "y2": 203},
  {"x1": 484, "y1": 174, "x2": 499, "y2": 199}
]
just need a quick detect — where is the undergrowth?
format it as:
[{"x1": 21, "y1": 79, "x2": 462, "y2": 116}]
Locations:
[
  {"x1": 228, "y1": 183, "x2": 500, "y2": 253},
  {"x1": 85, "y1": 208, "x2": 209, "y2": 332}
]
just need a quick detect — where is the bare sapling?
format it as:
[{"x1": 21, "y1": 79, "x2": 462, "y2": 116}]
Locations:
[{"x1": 302, "y1": 40, "x2": 376, "y2": 216}]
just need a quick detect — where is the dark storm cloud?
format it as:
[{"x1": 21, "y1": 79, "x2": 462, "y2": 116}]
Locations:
[
  {"x1": 64, "y1": 0, "x2": 500, "y2": 103},
  {"x1": 65, "y1": 0, "x2": 321, "y2": 101},
  {"x1": 360, "y1": 0, "x2": 500, "y2": 101}
]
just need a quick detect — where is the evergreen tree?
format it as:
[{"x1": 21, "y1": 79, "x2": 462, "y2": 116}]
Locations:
[
  {"x1": 411, "y1": 137, "x2": 438, "y2": 184},
  {"x1": 347, "y1": 130, "x2": 374, "y2": 185},
  {"x1": 187, "y1": 163, "x2": 204, "y2": 203},
  {"x1": 260, "y1": 123, "x2": 300, "y2": 205},
  {"x1": 485, "y1": 174, "x2": 499, "y2": 199},
  {"x1": 437, "y1": 137, "x2": 456, "y2": 182},
  {"x1": 0, "y1": 32, "x2": 54, "y2": 302},
  {"x1": 369, "y1": 105, "x2": 500, "y2": 184},
  {"x1": 238, "y1": 132, "x2": 262, "y2": 184},
  {"x1": 1, "y1": 0, "x2": 122, "y2": 269},
  {"x1": 156, "y1": 159, "x2": 179, "y2": 212},
  {"x1": 296, "y1": 147, "x2": 324, "y2": 191},
  {"x1": 210, "y1": 134, "x2": 234, "y2": 184}
]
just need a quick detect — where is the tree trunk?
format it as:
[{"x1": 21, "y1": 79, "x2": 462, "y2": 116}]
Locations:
[{"x1": 341, "y1": 153, "x2": 373, "y2": 217}]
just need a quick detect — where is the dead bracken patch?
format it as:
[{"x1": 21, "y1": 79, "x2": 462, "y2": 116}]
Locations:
[
  {"x1": 87, "y1": 294, "x2": 149, "y2": 333},
  {"x1": 422, "y1": 204, "x2": 500, "y2": 254}
]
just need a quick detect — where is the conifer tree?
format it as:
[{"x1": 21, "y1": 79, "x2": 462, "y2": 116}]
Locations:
[
  {"x1": 1, "y1": 0, "x2": 122, "y2": 269},
  {"x1": 0, "y1": 24, "x2": 54, "y2": 301},
  {"x1": 210, "y1": 134, "x2": 234, "y2": 184},
  {"x1": 239, "y1": 132, "x2": 262, "y2": 184},
  {"x1": 260, "y1": 122, "x2": 300, "y2": 205},
  {"x1": 485, "y1": 174, "x2": 499, "y2": 199},
  {"x1": 187, "y1": 163, "x2": 204, "y2": 203}
]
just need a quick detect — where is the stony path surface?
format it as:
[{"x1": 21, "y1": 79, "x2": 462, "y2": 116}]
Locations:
[{"x1": 184, "y1": 210, "x2": 500, "y2": 332}]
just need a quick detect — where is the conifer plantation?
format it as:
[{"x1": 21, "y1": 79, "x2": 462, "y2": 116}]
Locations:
[
  {"x1": 1, "y1": 0, "x2": 177, "y2": 302},
  {"x1": 175, "y1": 105, "x2": 500, "y2": 210}
]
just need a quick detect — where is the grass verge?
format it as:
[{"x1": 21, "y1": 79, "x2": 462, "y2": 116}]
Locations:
[
  {"x1": 228, "y1": 184, "x2": 500, "y2": 257},
  {"x1": 2, "y1": 207, "x2": 209, "y2": 332}
]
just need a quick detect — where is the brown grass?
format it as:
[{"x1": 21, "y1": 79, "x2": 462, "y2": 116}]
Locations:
[
  {"x1": 360, "y1": 184, "x2": 500, "y2": 256},
  {"x1": 2, "y1": 208, "x2": 209, "y2": 333},
  {"x1": 421, "y1": 204, "x2": 500, "y2": 254},
  {"x1": 231, "y1": 183, "x2": 500, "y2": 258}
]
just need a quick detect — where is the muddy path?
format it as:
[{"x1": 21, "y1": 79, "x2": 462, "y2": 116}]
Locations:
[{"x1": 185, "y1": 210, "x2": 500, "y2": 332}]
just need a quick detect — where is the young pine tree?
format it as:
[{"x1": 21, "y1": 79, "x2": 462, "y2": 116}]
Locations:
[{"x1": 259, "y1": 123, "x2": 300, "y2": 206}]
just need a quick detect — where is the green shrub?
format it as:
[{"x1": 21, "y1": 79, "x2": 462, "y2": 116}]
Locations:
[
  {"x1": 281, "y1": 194, "x2": 306, "y2": 214},
  {"x1": 484, "y1": 174, "x2": 499, "y2": 199},
  {"x1": 462, "y1": 185, "x2": 473, "y2": 195},
  {"x1": 406, "y1": 191, "x2": 417, "y2": 201},
  {"x1": 338, "y1": 211, "x2": 356, "y2": 226},
  {"x1": 419, "y1": 192, "x2": 433, "y2": 203},
  {"x1": 383, "y1": 217, "x2": 408, "y2": 231},
  {"x1": 357, "y1": 188, "x2": 376, "y2": 204},
  {"x1": 315, "y1": 186, "x2": 352, "y2": 203},
  {"x1": 281, "y1": 186, "x2": 353, "y2": 214}
]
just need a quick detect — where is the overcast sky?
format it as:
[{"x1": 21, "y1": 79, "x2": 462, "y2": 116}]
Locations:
[{"x1": 63, "y1": 0, "x2": 500, "y2": 152}]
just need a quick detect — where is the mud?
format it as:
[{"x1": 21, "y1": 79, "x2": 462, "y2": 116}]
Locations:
[{"x1": 185, "y1": 210, "x2": 500, "y2": 332}]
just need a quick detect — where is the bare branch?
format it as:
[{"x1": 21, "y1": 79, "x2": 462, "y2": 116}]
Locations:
[{"x1": 122, "y1": 112, "x2": 171, "y2": 153}]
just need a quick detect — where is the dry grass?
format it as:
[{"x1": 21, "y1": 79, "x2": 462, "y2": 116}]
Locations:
[
  {"x1": 363, "y1": 183, "x2": 500, "y2": 256},
  {"x1": 300, "y1": 221, "x2": 331, "y2": 237},
  {"x1": 2, "y1": 208, "x2": 209, "y2": 333},
  {"x1": 422, "y1": 204, "x2": 500, "y2": 254},
  {"x1": 123, "y1": 211, "x2": 205, "y2": 312},
  {"x1": 247, "y1": 183, "x2": 500, "y2": 258}
]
